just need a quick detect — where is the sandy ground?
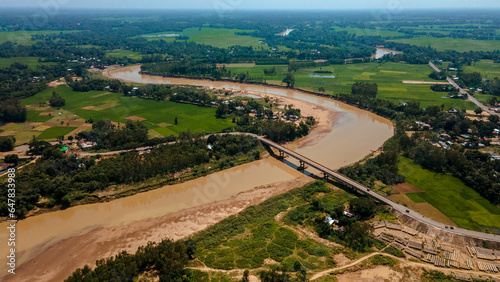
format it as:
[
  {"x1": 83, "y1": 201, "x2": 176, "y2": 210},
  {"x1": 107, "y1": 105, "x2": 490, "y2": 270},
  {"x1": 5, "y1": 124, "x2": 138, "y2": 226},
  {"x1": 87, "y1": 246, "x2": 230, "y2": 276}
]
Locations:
[
  {"x1": 6, "y1": 177, "x2": 314, "y2": 282},
  {"x1": 393, "y1": 182, "x2": 423, "y2": 194},
  {"x1": 389, "y1": 194, "x2": 457, "y2": 226},
  {"x1": 4, "y1": 66, "x2": 336, "y2": 281},
  {"x1": 231, "y1": 90, "x2": 338, "y2": 148}
]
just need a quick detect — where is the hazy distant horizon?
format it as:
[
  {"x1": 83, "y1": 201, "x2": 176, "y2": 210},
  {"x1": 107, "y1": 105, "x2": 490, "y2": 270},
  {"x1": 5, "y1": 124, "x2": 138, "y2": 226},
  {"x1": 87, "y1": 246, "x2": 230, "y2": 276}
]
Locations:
[{"x1": 2, "y1": 0, "x2": 500, "y2": 10}]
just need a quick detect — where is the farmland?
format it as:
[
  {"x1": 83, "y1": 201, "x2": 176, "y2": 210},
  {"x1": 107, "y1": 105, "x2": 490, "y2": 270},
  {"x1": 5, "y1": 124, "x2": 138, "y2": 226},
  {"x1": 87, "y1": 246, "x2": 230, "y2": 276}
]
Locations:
[
  {"x1": 15, "y1": 85, "x2": 233, "y2": 143},
  {"x1": 331, "y1": 26, "x2": 406, "y2": 38},
  {"x1": 462, "y1": 60, "x2": 500, "y2": 79},
  {"x1": 0, "y1": 30, "x2": 76, "y2": 45},
  {"x1": 0, "y1": 57, "x2": 55, "y2": 69},
  {"x1": 105, "y1": 50, "x2": 143, "y2": 60},
  {"x1": 140, "y1": 27, "x2": 268, "y2": 49},
  {"x1": 390, "y1": 37, "x2": 500, "y2": 52},
  {"x1": 226, "y1": 62, "x2": 476, "y2": 110},
  {"x1": 398, "y1": 157, "x2": 500, "y2": 232}
]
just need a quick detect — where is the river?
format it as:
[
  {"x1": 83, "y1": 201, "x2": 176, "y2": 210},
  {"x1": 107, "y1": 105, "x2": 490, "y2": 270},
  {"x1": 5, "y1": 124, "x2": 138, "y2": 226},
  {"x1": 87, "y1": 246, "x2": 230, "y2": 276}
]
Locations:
[{"x1": 0, "y1": 66, "x2": 393, "y2": 281}]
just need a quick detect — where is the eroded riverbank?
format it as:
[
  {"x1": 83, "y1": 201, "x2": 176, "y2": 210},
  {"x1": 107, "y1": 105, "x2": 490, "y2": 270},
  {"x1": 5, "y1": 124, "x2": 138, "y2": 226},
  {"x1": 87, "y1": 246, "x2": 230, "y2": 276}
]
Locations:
[{"x1": 0, "y1": 65, "x2": 393, "y2": 281}]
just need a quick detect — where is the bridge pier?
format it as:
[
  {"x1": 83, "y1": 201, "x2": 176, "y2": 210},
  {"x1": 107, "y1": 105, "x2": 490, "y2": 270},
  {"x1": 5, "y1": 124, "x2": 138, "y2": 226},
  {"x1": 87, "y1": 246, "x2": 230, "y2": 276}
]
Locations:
[
  {"x1": 278, "y1": 150, "x2": 286, "y2": 160},
  {"x1": 298, "y1": 161, "x2": 307, "y2": 171}
]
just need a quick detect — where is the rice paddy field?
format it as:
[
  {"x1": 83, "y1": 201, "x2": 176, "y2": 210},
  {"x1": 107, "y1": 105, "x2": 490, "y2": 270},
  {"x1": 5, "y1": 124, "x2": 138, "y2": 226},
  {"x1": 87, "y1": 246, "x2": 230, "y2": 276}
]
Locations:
[
  {"x1": 0, "y1": 30, "x2": 76, "y2": 45},
  {"x1": 462, "y1": 60, "x2": 500, "y2": 79},
  {"x1": 331, "y1": 26, "x2": 406, "y2": 38},
  {"x1": 105, "y1": 50, "x2": 144, "y2": 60},
  {"x1": 390, "y1": 37, "x2": 500, "y2": 52},
  {"x1": 140, "y1": 27, "x2": 268, "y2": 49},
  {"x1": 0, "y1": 57, "x2": 55, "y2": 69},
  {"x1": 12, "y1": 85, "x2": 233, "y2": 144},
  {"x1": 226, "y1": 62, "x2": 476, "y2": 110},
  {"x1": 398, "y1": 157, "x2": 500, "y2": 232}
]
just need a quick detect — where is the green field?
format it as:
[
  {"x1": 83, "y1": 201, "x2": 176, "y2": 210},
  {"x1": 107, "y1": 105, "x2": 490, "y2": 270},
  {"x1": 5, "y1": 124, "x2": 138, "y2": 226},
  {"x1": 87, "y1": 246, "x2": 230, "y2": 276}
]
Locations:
[
  {"x1": 463, "y1": 60, "x2": 500, "y2": 79},
  {"x1": 332, "y1": 26, "x2": 405, "y2": 38},
  {"x1": 0, "y1": 30, "x2": 75, "y2": 45},
  {"x1": 190, "y1": 181, "x2": 349, "y2": 271},
  {"x1": 105, "y1": 50, "x2": 143, "y2": 60},
  {"x1": 22, "y1": 86, "x2": 233, "y2": 137},
  {"x1": 36, "y1": 126, "x2": 77, "y2": 140},
  {"x1": 226, "y1": 62, "x2": 475, "y2": 110},
  {"x1": 141, "y1": 27, "x2": 268, "y2": 50},
  {"x1": 26, "y1": 110, "x2": 53, "y2": 122},
  {"x1": 0, "y1": 57, "x2": 55, "y2": 69},
  {"x1": 390, "y1": 37, "x2": 500, "y2": 52},
  {"x1": 399, "y1": 157, "x2": 500, "y2": 232}
]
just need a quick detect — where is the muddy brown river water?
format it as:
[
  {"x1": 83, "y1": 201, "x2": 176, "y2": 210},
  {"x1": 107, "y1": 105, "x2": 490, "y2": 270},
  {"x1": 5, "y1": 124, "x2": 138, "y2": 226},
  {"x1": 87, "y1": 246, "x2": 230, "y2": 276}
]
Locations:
[{"x1": 0, "y1": 65, "x2": 393, "y2": 280}]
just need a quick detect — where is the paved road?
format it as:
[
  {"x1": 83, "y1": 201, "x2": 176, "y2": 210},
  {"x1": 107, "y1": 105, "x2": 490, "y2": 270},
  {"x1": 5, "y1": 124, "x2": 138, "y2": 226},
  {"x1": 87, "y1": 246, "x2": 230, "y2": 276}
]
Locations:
[
  {"x1": 428, "y1": 61, "x2": 442, "y2": 73},
  {"x1": 429, "y1": 61, "x2": 497, "y2": 115},
  {"x1": 257, "y1": 133, "x2": 500, "y2": 243}
]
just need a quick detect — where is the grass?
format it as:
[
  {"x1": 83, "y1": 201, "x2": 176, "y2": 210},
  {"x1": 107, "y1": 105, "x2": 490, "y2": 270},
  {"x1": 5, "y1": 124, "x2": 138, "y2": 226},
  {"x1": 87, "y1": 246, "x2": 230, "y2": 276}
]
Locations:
[
  {"x1": 0, "y1": 30, "x2": 76, "y2": 45},
  {"x1": 398, "y1": 157, "x2": 500, "y2": 232},
  {"x1": 190, "y1": 181, "x2": 342, "y2": 271},
  {"x1": 331, "y1": 26, "x2": 405, "y2": 38},
  {"x1": 105, "y1": 50, "x2": 143, "y2": 60},
  {"x1": 36, "y1": 126, "x2": 77, "y2": 140},
  {"x1": 226, "y1": 62, "x2": 475, "y2": 110},
  {"x1": 390, "y1": 37, "x2": 500, "y2": 52},
  {"x1": 462, "y1": 60, "x2": 500, "y2": 79},
  {"x1": 0, "y1": 57, "x2": 55, "y2": 69},
  {"x1": 22, "y1": 86, "x2": 233, "y2": 136},
  {"x1": 141, "y1": 27, "x2": 268, "y2": 50},
  {"x1": 26, "y1": 110, "x2": 53, "y2": 122}
]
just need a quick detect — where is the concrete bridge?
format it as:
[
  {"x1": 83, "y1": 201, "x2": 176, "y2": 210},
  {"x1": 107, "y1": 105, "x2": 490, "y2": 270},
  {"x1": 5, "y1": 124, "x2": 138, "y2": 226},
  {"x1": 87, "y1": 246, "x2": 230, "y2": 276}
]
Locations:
[{"x1": 253, "y1": 133, "x2": 500, "y2": 243}]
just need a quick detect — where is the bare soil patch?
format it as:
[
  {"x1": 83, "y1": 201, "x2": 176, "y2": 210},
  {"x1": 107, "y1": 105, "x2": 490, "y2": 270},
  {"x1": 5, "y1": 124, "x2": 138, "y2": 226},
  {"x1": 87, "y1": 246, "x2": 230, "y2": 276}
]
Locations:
[
  {"x1": 393, "y1": 182, "x2": 423, "y2": 194},
  {"x1": 94, "y1": 103, "x2": 120, "y2": 111},
  {"x1": 40, "y1": 112, "x2": 55, "y2": 116},
  {"x1": 0, "y1": 131, "x2": 16, "y2": 136},
  {"x1": 157, "y1": 123, "x2": 172, "y2": 127},
  {"x1": 81, "y1": 106, "x2": 96, "y2": 110},
  {"x1": 126, "y1": 116, "x2": 147, "y2": 122},
  {"x1": 402, "y1": 80, "x2": 450, "y2": 85},
  {"x1": 337, "y1": 266, "x2": 404, "y2": 282},
  {"x1": 389, "y1": 194, "x2": 456, "y2": 226},
  {"x1": 91, "y1": 92, "x2": 111, "y2": 98},
  {"x1": 0, "y1": 123, "x2": 15, "y2": 130}
]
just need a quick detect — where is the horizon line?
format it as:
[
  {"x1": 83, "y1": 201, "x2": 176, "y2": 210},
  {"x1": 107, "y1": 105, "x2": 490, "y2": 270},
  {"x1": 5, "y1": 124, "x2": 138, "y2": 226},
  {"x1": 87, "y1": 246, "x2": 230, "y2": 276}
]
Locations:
[{"x1": 2, "y1": 7, "x2": 500, "y2": 11}]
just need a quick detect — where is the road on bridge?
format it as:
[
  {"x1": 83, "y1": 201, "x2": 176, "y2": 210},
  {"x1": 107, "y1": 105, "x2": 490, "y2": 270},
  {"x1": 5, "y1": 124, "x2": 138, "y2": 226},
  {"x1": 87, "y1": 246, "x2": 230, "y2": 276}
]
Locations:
[{"x1": 257, "y1": 133, "x2": 500, "y2": 243}]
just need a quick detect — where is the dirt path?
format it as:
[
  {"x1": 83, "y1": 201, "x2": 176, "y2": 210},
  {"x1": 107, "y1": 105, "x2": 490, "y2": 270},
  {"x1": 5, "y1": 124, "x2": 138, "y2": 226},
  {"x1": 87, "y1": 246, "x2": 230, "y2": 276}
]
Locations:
[
  {"x1": 310, "y1": 252, "x2": 500, "y2": 280},
  {"x1": 185, "y1": 249, "x2": 500, "y2": 281}
]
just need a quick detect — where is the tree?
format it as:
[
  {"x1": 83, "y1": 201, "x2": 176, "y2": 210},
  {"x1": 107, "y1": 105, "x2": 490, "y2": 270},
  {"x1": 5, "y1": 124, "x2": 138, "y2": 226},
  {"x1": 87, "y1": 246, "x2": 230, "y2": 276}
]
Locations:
[
  {"x1": 474, "y1": 107, "x2": 483, "y2": 115},
  {"x1": 175, "y1": 117, "x2": 178, "y2": 125},
  {"x1": 0, "y1": 136, "x2": 15, "y2": 152},
  {"x1": 4, "y1": 154, "x2": 18, "y2": 166},
  {"x1": 318, "y1": 87, "x2": 325, "y2": 93},
  {"x1": 216, "y1": 104, "x2": 228, "y2": 119},
  {"x1": 351, "y1": 82, "x2": 378, "y2": 98},
  {"x1": 49, "y1": 91, "x2": 66, "y2": 107},
  {"x1": 241, "y1": 270, "x2": 249, "y2": 282},
  {"x1": 349, "y1": 197, "x2": 376, "y2": 218},
  {"x1": 282, "y1": 72, "x2": 295, "y2": 88},
  {"x1": 0, "y1": 99, "x2": 27, "y2": 122}
]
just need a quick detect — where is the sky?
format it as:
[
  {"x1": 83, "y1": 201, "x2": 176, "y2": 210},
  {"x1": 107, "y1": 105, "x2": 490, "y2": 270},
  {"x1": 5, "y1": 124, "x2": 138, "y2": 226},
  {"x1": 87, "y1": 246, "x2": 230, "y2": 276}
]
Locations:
[{"x1": 2, "y1": 0, "x2": 500, "y2": 10}]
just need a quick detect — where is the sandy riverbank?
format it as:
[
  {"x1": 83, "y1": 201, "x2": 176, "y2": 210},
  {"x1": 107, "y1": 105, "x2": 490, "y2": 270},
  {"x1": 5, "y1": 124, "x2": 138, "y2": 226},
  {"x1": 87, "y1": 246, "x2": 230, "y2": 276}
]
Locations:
[
  {"x1": 104, "y1": 65, "x2": 339, "y2": 147},
  {"x1": 4, "y1": 66, "x2": 340, "y2": 281},
  {"x1": 7, "y1": 176, "x2": 314, "y2": 282}
]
